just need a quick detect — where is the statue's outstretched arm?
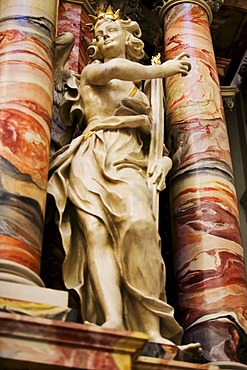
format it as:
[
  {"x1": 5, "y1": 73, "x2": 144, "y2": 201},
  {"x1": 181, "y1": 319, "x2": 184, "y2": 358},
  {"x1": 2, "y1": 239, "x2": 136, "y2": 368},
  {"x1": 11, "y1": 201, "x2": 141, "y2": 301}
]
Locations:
[{"x1": 81, "y1": 52, "x2": 191, "y2": 86}]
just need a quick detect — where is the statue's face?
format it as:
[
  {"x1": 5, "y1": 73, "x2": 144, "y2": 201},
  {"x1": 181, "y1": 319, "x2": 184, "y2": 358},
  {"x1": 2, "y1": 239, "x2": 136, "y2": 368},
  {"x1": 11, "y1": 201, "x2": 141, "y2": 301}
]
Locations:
[{"x1": 94, "y1": 20, "x2": 126, "y2": 59}]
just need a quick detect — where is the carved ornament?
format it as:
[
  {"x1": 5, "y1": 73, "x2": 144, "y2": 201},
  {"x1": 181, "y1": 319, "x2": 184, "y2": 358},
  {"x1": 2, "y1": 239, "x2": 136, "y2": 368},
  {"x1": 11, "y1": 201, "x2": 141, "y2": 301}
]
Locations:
[{"x1": 221, "y1": 85, "x2": 239, "y2": 111}]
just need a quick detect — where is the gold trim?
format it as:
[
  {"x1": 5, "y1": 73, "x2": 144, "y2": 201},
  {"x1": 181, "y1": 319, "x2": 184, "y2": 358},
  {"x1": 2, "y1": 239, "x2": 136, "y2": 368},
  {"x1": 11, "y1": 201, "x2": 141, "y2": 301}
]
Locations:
[
  {"x1": 128, "y1": 85, "x2": 138, "y2": 97},
  {"x1": 151, "y1": 53, "x2": 162, "y2": 65},
  {"x1": 87, "y1": 5, "x2": 120, "y2": 30},
  {"x1": 82, "y1": 131, "x2": 96, "y2": 141}
]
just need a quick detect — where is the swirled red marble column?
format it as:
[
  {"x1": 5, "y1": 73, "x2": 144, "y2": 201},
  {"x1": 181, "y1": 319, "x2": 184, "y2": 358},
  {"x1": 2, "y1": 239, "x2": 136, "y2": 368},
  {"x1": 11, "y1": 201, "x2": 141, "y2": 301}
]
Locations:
[
  {"x1": 57, "y1": 1, "x2": 92, "y2": 73},
  {"x1": 0, "y1": 1, "x2": 58, "y2": 286},
  {"x1": 160, "y1": 0, "x2": 247, "y2": 363}
]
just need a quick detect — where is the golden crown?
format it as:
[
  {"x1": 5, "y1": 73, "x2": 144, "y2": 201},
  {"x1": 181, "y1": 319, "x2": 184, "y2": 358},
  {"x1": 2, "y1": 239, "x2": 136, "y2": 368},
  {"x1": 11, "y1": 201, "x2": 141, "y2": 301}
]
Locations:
[{"x1": 88, "y1": 5, "x2": 121, "y2": 30}]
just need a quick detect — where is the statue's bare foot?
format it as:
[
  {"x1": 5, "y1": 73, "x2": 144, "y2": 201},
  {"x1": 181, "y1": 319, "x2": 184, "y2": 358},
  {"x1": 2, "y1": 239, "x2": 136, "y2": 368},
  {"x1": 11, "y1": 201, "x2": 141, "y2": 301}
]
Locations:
[
  {"x1": 148, "y1": 334, "x2": 202, "y2": 361},
  {"x1": 148, "y1": 334, "x2": 177, "y2": 347},
  {"x1": 83, "y1": 320, "x2": 99, "y2": 327},
  {"x1": 177, "y1": 342, "x2": 202, "y2": 361},
  {"x1": 84, "y1": 319, "x2": 125, "y2": 331},
  {"x1": 101, "y1": 319, "x2": 125, "y2": 331}
]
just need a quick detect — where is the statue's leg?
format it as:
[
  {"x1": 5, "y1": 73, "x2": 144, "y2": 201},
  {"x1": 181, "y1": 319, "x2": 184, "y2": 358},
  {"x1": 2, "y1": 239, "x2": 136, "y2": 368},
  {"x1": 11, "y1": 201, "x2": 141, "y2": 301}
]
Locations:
[
  {"x1": 121, "y1": 214, "x2": 170, "y2": 341},
  {"x1": 75, "y1": 208, "x2": 125, "y2": 330},
  {"x1": 133, "y1": 299, "x2": 175, "y2": 345},
  {"x1": 137, "y1": 300, "x2": 202, "y2": 357},
  {"x1": 121, "y1": 209, "x2": 201, "y2": 355}
]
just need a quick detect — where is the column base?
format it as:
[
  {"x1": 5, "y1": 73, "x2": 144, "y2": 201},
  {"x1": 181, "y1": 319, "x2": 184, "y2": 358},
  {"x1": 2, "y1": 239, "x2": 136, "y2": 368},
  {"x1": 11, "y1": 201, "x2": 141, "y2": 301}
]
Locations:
[
  {"x1": 0, "y1": 281, "x2": 68, "y2": 306},
  {"x1": 182, "y1": 318, "x2": 247, "y2": 365},
  {"x1": 0, "y1": 281, "x2": 70, "y2": 320},
  {"x1": 208, "y1": 362, "x2": 247, "y2": 370},
  {"x1": 0, "y1": 260, "x2": 44, "y2": 286},
  {"x1": 134, "y1": 356, "x2": 220, "y2": 370}
]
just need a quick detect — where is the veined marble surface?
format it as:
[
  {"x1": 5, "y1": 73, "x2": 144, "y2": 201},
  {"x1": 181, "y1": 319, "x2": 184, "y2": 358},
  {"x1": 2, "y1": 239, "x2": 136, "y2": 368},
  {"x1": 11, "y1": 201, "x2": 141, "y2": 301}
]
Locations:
[
  {"x1": 0, "y1": 312, "x2": 147, "y2": 370},
  {"x1": 163, "y1": 2, "x2": 247, "y2": 339},
  {"x1": 57, "y1": 2, "x2": 92, "y2": 73},
  {"x1": 0, "y1": 1, "x2": 58, "y2": 278}
]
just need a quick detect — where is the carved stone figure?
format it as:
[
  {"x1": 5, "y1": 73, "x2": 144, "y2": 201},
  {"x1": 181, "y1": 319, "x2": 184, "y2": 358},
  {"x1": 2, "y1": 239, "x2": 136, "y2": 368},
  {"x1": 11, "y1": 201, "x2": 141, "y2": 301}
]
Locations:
[
  {"x1": 51, "y1": 32, "x2": 83, "y2": 155},
  {"x1": 47, "y1": 6, "x2": 200, "y2": 354}
]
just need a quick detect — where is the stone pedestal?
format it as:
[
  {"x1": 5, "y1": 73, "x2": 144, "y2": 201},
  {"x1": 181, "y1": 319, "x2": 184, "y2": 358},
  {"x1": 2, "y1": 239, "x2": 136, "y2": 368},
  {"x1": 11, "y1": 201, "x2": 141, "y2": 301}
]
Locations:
[
  {"x1": 208, "y1": 362, "x2": 247, "y2": 370},
  {"x1": 0, "y1": 281, "x2": 68, "y2": 306},
  {"x1": 134, "y1": 357, "x2": 219, "y2": 370},
  {"x1": 0, "y1": 281, "x2": 69, "y2": 318},
  {"x1": 0, "y1": 312, "x2": 147, "y2": 370},
  {"x1": 0, "y1": 312, "x2": 220, "y2": 370}
]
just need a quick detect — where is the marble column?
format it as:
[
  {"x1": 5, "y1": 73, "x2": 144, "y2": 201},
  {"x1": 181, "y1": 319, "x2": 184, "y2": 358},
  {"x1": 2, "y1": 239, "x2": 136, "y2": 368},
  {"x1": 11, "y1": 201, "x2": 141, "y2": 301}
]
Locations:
[
  {"x1": 57, "y1": 1, "x2": 93, "y2": 73},
  {"x1": 159, "y1": 0, "x2": 247, "y2": 363},
  {"x1": 0, "y1": 1, "x2": 59, "y2": 286}
]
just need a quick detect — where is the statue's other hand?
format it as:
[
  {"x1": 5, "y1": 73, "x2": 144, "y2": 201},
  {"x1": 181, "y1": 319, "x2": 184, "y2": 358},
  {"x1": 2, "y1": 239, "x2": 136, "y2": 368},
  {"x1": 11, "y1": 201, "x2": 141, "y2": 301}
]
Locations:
[
  {"x1": 148, "y1": 156, "x2": 172, "y2": 192},
  {"x1": 54, "y1": 69, "x2": 75, "y2": 93}
]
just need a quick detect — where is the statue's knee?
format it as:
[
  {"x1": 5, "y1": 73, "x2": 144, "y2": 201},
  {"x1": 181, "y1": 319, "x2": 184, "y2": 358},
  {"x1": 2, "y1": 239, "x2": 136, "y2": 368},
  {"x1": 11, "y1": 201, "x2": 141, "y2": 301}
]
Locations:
[
  {"x1": 85, "y1": 218, "x2": 107, "y2": 243},
  {"x1": 128, "y1": 214, "x2": 155, "y2": 236}
]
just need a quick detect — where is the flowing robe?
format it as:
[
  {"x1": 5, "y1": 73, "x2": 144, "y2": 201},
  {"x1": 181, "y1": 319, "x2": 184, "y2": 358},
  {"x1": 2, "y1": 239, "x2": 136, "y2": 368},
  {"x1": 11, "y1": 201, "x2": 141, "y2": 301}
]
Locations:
[{"x1": 48, "y1": 91, "x2": 183, "y2": 344}]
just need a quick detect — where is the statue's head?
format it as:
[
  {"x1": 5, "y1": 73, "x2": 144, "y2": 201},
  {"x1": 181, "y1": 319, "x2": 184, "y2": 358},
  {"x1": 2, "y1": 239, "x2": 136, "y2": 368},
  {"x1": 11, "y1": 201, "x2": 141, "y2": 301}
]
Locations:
[{"x1": 87, "y1": 6, "x2": 145, "y2": 62}]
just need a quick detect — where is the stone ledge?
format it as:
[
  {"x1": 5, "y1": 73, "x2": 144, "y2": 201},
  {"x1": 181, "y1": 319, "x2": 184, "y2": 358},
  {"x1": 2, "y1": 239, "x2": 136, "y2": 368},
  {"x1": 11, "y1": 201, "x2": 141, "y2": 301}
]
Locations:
[
  {"x1": 0, "y1": 312, "x2": 147, "y2": 370},
  {"x1": 134, "y1": 356, "x2": 219, "y2": 370},
  {"x1": 0, "y1": 281, "x2": 68, "y2": 306},
  {"x1": 0, "y1": 312, "x2": 221, "y2": 370}
]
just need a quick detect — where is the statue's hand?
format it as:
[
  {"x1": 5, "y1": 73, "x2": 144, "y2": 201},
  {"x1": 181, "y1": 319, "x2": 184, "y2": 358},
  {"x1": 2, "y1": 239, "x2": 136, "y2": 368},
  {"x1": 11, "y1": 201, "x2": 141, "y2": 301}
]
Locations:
[
  {"x1": 55, "y1": 69, "x2": 75, "y2": 93},
  {"x1": 148, "y1": 156, "x2": 172, "y2": 192},
  {"x1": 162, "y1": 52, "x2": 191, "y2": 77}
]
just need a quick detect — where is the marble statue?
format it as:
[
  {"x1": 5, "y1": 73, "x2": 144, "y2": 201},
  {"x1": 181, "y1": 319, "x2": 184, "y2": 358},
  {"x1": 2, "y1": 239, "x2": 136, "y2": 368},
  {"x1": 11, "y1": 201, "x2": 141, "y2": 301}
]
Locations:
[{"x1": 47, "y1": 6, "x2": 200, "y2": 354}]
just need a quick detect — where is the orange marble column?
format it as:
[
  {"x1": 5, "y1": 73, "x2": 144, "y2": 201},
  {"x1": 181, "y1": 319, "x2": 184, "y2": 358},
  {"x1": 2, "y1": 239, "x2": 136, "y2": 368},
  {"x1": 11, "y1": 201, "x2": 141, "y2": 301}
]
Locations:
[
  {"x1": 159, "y1": 0, "x2": 247, "y2": 363},
  {"x1": 0, "y1": 1, "x2": 58, "y2": 286}
]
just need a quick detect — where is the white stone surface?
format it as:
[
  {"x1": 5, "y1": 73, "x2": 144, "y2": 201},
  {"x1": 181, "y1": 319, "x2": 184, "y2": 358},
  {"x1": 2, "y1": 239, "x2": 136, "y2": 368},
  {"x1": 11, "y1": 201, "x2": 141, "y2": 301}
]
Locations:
[{"x1": 0, "y1": 281, "x2": 68, "y2": 306}]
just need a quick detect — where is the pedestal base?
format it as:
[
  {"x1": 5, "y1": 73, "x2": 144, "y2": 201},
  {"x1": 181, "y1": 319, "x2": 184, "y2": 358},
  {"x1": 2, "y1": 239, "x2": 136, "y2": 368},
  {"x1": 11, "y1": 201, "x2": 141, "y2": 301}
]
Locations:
[
  {"x1": 208, "y1": 362, "x2": 247, "y2": 370},
  {"x1": 0, "y1": 281, "x2": 68, "y2": 306},
  {"x1": 134, "y1": 357, "x2": 220, "y2": 370},
  {"x1": 0, "y1": 312, "x2": 221, "y2": 370},
  {"x1": 0, "y1": 281, "x2": 70, "y2": 320},
  {"x1": 0, "y1": 312, "x2": 147, "y2": 370}
]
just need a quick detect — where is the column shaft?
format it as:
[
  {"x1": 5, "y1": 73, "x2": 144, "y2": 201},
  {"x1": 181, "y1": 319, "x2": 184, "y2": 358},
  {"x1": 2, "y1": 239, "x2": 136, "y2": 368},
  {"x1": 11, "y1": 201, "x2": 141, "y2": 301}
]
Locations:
[
  {"x1": 0, "y1": 1, "x2": 58, "y2": 285},
  {"x1": 57, "y1": 1, "x2": 92, "y2": 73},
  {"x1": 160, "y1": 0, "x2": 247, "y2": 362}
]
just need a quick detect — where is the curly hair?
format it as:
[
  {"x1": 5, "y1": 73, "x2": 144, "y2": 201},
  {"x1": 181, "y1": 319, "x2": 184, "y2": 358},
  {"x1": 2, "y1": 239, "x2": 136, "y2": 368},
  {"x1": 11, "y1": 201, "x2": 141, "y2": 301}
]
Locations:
[{"x1": 87, "y1": 18, "x2": 145, "y2": 62}]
